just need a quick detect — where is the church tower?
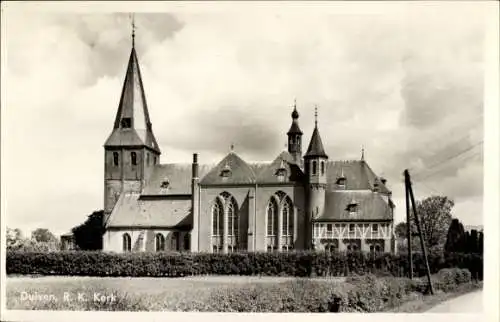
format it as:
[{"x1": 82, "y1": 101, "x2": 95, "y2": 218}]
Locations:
[
  {"x1": 304, "y1": 107, "x2": 328, "y2": 249},
  {"x1": 287, "y1": 100, "x2": 303, "y2": 165},
  {"x1": 103, "y1": 27, "x2": 161, "y2": 216}
]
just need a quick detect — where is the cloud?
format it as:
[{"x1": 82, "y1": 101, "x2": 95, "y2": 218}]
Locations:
[{"x1": 2, "y1": 4, "x2": 487, "y2": 234}]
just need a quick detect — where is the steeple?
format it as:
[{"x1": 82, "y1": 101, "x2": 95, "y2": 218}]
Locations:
[
  {"x1": 304, "y1": 106, "x2": 328, "y2": 159},
  {"x1": 287, "y1": 99, "x2": 303, "y2": 164},
  {"x1": 104, "y1": 40, "x2": 160, "y2": 153},
  {"x1": 287, "y1": 99, "x2": 303, "y2": 136}
]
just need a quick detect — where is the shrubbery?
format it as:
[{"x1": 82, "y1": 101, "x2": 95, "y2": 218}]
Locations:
[
  {"x1": 184, "y1": 268, "x2": 474, "y2": 312},
  {"x1": 6, "y1": 250, "x2": 483, "y2": 280}
]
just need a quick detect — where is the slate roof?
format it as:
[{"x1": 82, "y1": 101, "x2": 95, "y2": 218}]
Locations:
[
  {"x1": 304, "y1": 126, "x2": 328, "y2": 158},
  {"x1": 326, "y1": 160, "x2": 390, "y2": 194},
  {"x1": 317, "y1": 190, "x2": 392, "y2": 222},
  {"x1": 142, "y1": 163, "x2": 213, "y2": 195},
  {"x1": 256, "y1": 151, "x2": 305, "y2": 184},
  {"x1": 105, "y1": 193, "x2": 192, "y2": 228},
  {"x1": 104, "y1": 47, "x2": 160, "y2": 153},
  {"x1": 199, "y1": 152, "x2": 258, "y2": 185}
]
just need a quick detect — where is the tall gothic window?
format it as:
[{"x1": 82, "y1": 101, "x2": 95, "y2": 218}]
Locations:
[
  {"x1": 122, "y1": 233, "x2": 131, "y2": 252},
  {"x1": 211, "y1": 198, "x2": 224, "y2": 253},
  {"x1": 183, "y1": 233, "x2": 190, "y2": 251},
  {"x1": 170, "y1": 232, "x2": 179, "y2": 251},
  {"x1": 113, "y1": 152, "x2": 119, "y2": 166},
  {"x1": 312, "y1": 160, "x2": 317, "y2": 175},
  {"x1": 321, "y1": 161, "x2": 325, "y2": 175},
  {"x1": 227, "y1": 196, "x2": 239, "y2": 253},
  {"x1": 211, "y1": 193, "x2": 239, "y2": 253},
  {"x1": 266, "y1": 197, "x2": 279, "y2": 252},
  {"x1": 155, "y1": 233, "x2": 165, "y2": 252},
  {"x1": 282, "y1": 197, "x2": 294, "y2": 251}
]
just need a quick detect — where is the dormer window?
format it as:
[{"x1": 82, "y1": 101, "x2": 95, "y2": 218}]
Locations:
[
  {"x1": 346, "y1": 199, "x2": 358, "y2": 215},
  {"x1": 121, "y1": 117, "x2": 132, "y2": 128},
  {"x1": 160, "y1": 178, "x2": 170, "y2": 189},
  {"x1": 373, "y1": 182, "x2": 379, "y2": 192},
  {"x1": 275, "y1": 159, "x2": 287, "y2": 179},
  {"x1": 221, "y1": 163, "x2": 232, "y2": 177}
]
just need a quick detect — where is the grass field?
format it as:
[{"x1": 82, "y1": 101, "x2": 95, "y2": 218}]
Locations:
[{"x1": 6, "y1": 275, "x2": 344, "y2": 311}]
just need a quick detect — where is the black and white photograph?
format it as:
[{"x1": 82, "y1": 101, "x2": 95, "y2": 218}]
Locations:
[{"x1": 1, "y1": 1, "x2": 498, "y2": 320}]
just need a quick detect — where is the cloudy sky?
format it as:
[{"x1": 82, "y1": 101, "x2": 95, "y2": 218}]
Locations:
[{"x1": 1, "y1": 2, "x2": 491, "y2": 236}]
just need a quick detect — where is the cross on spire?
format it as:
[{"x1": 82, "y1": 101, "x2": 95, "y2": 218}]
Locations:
[
  {"x1": 130, "y1": 13, "x2": 136, "y2": 48},
  {"x1": 361, "y1": 145, "x2": 365, "y2": 161},
  {"x1": 230, "y1": 143, "x2": 234, "y2": 152},
  {"x1": 314, "y1": 105, "x2": 318, "y2": 127}
]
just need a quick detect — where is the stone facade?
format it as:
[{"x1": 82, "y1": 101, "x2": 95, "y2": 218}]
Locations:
[{"x1": 101, "y1": 43, "x2": 397, "y2": 254}]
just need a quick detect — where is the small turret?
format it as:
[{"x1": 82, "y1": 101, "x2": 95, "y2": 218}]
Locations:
[{"x1": 287, "y1": 99, "x2": 303, "y2": 165}]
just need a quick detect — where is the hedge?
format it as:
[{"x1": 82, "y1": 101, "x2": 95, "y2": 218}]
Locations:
[
  {"x1": 181, "y1": 268, "x2": 474, "y2": 312},
  {"x1": 6, "y1": 250, "x2": 483, "y2": 279}
]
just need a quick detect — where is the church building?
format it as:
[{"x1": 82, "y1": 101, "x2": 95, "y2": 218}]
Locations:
[{"x1": 102, "y1": 37, "x2": 396, "y2": 254}]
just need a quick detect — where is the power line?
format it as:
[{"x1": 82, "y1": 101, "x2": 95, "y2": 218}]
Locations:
[{"x1": 413, "y1": 141, "x2": 483, "y2": 181}]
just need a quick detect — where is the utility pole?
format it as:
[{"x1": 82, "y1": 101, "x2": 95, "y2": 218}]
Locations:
[
  {"x1": 405, "y1": 173, "x2": 413, "y2": 279},
  {"x1": 404, "y1": 169, "x2": 434, "y2": 295}
]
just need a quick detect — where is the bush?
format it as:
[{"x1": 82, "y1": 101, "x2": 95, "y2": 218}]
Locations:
[
  {"x1": 6, "y1": 250, "x2": 483, "y2": 279},
  {"x1": 187, "y1": 270, "x2": 475, "y2": 313}
]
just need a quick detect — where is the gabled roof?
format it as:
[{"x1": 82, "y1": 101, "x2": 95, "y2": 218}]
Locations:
[
  {"x1": 326, "y1": 160, "x2": 391, "y2": 194},
  {"x1": 105, "y1": 193, "x2": 191, "y2": 228},
  {"x1": 317, "y1": 190, "x2": 392, "y2": 222},
  {"x1": 104, "y1": 47, "x2": 160, "y2": 153},
  {"x1": 200, "y1": 152, "x2": 257, "y2": 185},
  {"x1": 256, "y1": 151, "x2": 305, "y2": 184},
  {"x1": 142, "y1": 163, "x2": 213, "y2": 196},
  {"x1": 304, "y1": 126, "x2": 328, "y2": 158}
]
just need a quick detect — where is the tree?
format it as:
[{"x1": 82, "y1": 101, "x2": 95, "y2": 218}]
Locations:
[
  {"x1": 399, "y1": 196, "x2": 454, "y2": 252},
  {"x1": 7, "y1": 227, "x2": 24, "y2": 250},
  {"x1": 444, "y1": 218, "x2": 467, "y2": 253},
  {"x1": 72, "y1": 210, "x2": 105, "y2": 250},
  {"x1": 31, "y1": 228, "x2": 58, "y2": 243},
  {"x1": 394, "y1": 222, "x2": 407, "y2": 239},
  {"x1": 7, "y1": 227, "x2": 59, "y2": 252},
  {"x1": 465, "y1": 229, "x2": 480, "y2": 253},
  {"x1": 478, "y1": 231, "x2": 484, "y2": 254}
]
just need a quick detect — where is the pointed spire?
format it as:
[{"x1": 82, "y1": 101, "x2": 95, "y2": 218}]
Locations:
[
  {"x1": 304, "y1": 105, "x2": 328, "y2": 159},
  {"x1": 361, "y1": 145, "x2": 365, "y2": 161},
  {"x1": 287, "y1": 99, "x2": 303, "y2": 135},
  {"x1": 104, "y1": 34, "x2": 160, "y2": 153}
]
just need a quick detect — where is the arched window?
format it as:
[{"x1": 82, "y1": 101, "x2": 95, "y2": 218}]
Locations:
[
  {"x1": 183, "y1": 233, "x2": 190, "y2": 251},
  {"x1": 113, "y1": 152, "x2": 119, "y2": 166},
  {"x1": 211, "y1": 198, "x2": 224, "y2": 253},
  {"x1": 131, "y1": 152, "x2": 137, "y2": 166},
  {"x1": 321, "y1": 161, "x2": 325, "y2": 175},
  {"x1": 227, "y1": 196, "x2": 239, "y2": 252},
  {"x1": 170, "y1": 231, "x2": 179, "y2": 251},
  {"x1": 155, "y1": 233, "x2": 165, "y2": 252},
  {"x1": 122, "y1": 233, "x2": 131, "y2": 252},
  {"x1": 266, "y1": 197, "x2": 279, "y2": 251},
  {"x1": 312, "y1": 160, "x2": 317, "y2": 175},
  {"x1": 282, "y1": 197, "x2": 294, "y2": 250}
]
